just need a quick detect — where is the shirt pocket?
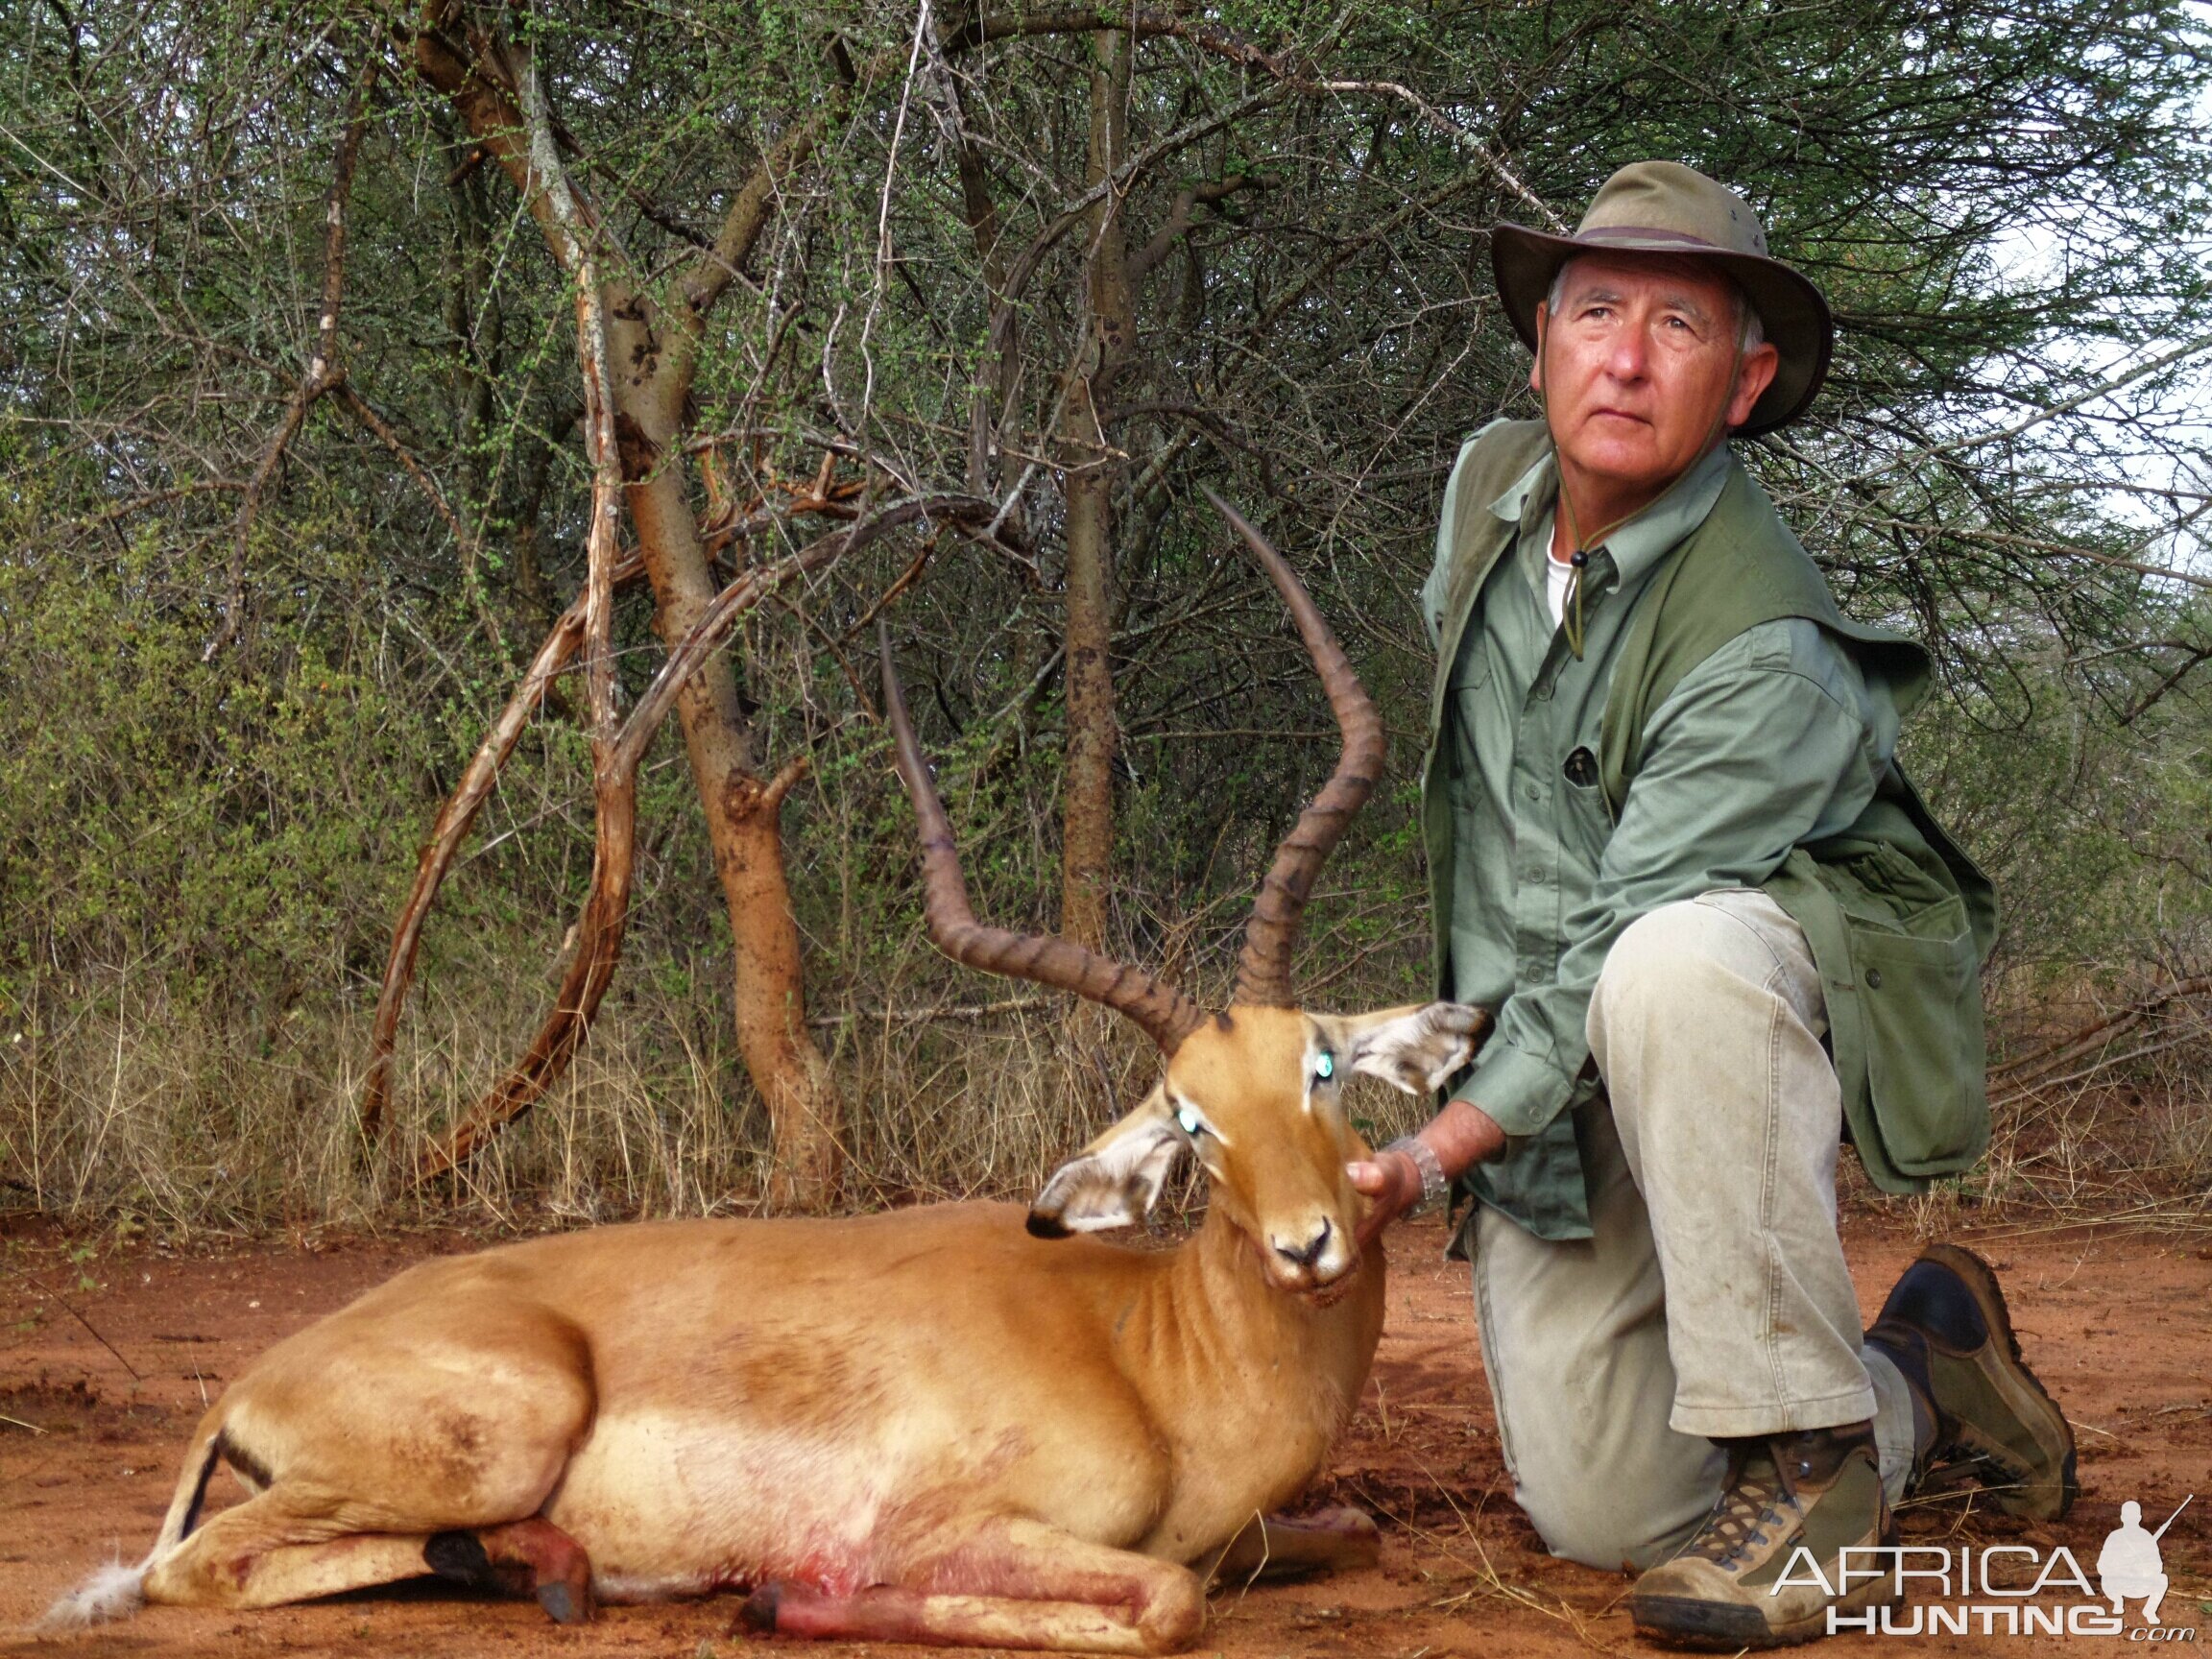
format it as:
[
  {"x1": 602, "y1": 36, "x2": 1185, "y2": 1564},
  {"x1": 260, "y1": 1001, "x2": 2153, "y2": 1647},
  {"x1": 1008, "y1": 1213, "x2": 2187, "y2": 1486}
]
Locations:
[
  {"x1": 1448, "y1": 650, "x2": 1490, "y2": 695},
  {"x1": 1557, "y1": 743, "x2": 1615, "y2": 851}
]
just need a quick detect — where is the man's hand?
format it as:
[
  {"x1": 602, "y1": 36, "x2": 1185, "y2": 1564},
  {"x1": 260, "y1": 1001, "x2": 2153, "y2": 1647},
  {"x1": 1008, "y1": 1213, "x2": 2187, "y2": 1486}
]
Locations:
[
  {"x1": 1349, "y1": 1097, "x2": 1507, "y2": 1246},
  {"x1": 1348, "y1": 1149, "x2": 1428, "y2": 1245}
]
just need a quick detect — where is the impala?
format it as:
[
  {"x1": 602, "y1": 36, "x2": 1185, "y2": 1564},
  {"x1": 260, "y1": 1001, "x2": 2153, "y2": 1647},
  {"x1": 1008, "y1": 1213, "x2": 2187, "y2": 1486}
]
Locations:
[{"x1": 54, "y1": 498, "x2": 1485, "y2": 1653}]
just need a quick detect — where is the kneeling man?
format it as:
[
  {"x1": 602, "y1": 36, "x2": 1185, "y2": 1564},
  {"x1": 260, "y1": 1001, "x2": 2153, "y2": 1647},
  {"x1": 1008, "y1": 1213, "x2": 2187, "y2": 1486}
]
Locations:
[{"x1": 1353, "y1": 162, "x2": 2077, "y2": 1647}]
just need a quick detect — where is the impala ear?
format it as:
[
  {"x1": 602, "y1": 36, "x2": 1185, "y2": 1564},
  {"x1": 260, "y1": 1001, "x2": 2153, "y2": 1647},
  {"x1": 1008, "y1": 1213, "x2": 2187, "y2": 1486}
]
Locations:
[
  {"x1": 1027, "y1": 1087, "x2": 1185, "y2": 1238},
  {"x1": 1319, "y1": 1002, "x2": 1492, "y2": 1095}
]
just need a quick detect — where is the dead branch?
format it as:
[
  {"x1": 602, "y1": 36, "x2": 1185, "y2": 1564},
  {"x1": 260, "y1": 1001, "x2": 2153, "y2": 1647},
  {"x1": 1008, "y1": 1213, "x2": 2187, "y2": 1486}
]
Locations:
[
  {"x1": 673, "y1": 111, "x2": 835, "y2": 334},
  {"x1": 2122, "y1": 643, "x2": 2212, "y2": 724},
  {"x1": 1990, "y1": 974, "x2": 2212, "y2": 1102},
  {"x1": 1859, "y1": 515, "x2": 2212, "y2": 593},
  {"x1": 23, "y1": 1273, "x2": 142, "y2": 1382},
  {"x1": 805, "y1": 996, "x2": 1057, "y2": 1028},
  {"x1": 332, "y1": 383, "x2": 473, "y2": 557},
  {"x1": 358, "y1": 465, "x2": 907, "y2": 1146},
  {"x1": 1296, "y1": 77, "x2": 1560, "y2": 225},
  {"x1": 1126, "y1": 172, "x2": 1265, "y2": 284},
  {"x1": 354, "y1": 553, "x2": 644, "y2": 1144},
  {"x1": 405, "y1": 32, "x2": 633, "y2": 1182},
  {"x1": 837, "y1": 537, "x2": 933, "y2": 644},
  {"x1": 62, "y1": 478, "x2": 249, "y2": 535},
  {"x1": 204, "y1": 52, "x2": 378, "y2": 661},
  {"x1": 613, "y1": 495, "x2": 996, "y2": 775},
  {"x1": 695, "y1": 453, "x2": 867, "y2": 565},
  {"x1": 330, "y1": 381, "x2": 511, "y2": 653},
  {"x1": 986, "y1": 89, "x2": 1286, "y2": 371},
  {"x1": 1839, "y1": 327, "x2": 2212, "y2": 489},
  {"x1": 411, "y1": 493, "x2": 991, "y2": 1181}
]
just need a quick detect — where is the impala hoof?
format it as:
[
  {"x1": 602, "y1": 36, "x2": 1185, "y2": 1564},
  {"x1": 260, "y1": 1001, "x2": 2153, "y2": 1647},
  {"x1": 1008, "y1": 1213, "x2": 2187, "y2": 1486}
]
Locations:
[
  {"x1": 736, "y1": 1581, "x2": 781, "y2": 1634},
  {"x1": 424, "y1": 1530, "x2": 494, "y2": 1587},
  {"x1": 537, "y1": 1577, "x2": 594, "y2": 1624}
]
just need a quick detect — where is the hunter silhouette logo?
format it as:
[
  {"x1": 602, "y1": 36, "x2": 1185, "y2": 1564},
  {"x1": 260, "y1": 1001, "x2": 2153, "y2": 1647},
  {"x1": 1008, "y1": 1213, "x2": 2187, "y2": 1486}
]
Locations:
[{"x1": 2101, "y1": 1497, "x2": 2190, "y2": 1625}]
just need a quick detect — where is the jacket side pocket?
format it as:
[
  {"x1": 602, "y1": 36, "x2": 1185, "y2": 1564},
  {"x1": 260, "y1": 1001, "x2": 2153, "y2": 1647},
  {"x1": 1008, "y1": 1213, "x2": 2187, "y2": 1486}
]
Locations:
[{"x1": 1851, "y1": 923, "x2": 1988, "y2": 1176}]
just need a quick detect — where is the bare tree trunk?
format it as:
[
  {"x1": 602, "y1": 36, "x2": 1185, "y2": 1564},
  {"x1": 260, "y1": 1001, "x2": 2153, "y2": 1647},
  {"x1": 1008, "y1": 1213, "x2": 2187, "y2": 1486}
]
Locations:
[
  {"x1": 413, "y1": 6, "x2": 847, "y2": 1208},
  {"x1": 1057, "y1": 28, "x2": 1132, "y2": 951},
  {"x1": 720, "y1": 759, "x2": 841, "y2": 1208},
  {"x1": 620, "y1": 403, "x2": 847, "y2": 1209}
]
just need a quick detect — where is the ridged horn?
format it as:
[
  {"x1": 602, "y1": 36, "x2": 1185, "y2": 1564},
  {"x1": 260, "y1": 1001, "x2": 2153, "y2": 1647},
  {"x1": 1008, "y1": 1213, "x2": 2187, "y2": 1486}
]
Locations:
[
  {"x1": 1202, "y1": 490, "x2": 1385, "y2": 1009},
  {"x1": 879, "y1": 627, "x2": 1206, "y2": 1054}
]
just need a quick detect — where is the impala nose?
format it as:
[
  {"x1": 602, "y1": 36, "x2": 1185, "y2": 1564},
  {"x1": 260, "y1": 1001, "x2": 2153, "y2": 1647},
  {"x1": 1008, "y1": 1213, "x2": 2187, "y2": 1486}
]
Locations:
[{"x1": 1272, "y1": 1218, "x2": 1334, "y2": 1270}]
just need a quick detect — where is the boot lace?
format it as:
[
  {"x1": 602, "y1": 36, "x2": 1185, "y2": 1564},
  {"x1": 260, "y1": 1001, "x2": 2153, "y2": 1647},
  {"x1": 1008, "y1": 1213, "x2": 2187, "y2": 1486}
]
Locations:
[{"x1": 1681, "y1": 1448, "x2": 1801, "y2": 1572}]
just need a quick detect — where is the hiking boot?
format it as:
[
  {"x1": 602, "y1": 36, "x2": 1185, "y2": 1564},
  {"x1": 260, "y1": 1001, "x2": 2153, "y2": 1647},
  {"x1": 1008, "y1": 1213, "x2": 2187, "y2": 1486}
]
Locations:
[
  {"x1": 1864, "y1": 1242, "x2": 2079, "y2": 1520},
  {"x1": 1629, "y1": 1424, "x2": 1899, "y2": 1648}
]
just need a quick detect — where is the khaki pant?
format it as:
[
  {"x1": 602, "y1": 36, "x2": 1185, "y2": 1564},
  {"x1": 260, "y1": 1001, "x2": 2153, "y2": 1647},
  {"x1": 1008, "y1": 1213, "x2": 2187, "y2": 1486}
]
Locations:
[{"x1": 1472, "y1": 889, "x2": 1919, "y2": 1571}]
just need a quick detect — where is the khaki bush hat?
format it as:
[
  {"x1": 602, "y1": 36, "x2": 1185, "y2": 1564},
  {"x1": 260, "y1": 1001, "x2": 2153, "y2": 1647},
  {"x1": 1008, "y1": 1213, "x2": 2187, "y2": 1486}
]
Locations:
[{"x1": 1491, "y1": 161, "x2": 1833, "y2": 435}]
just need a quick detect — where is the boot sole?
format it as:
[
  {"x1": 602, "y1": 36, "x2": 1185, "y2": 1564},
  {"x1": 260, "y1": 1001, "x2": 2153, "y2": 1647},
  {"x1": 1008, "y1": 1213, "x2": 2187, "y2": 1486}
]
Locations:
[
  {"x1": 1630, "y1": 1581, "x2": 1904, "y2": 1649},
  {"x1": 1916, "y1": 1242, "x2": 2080, "y2": 1519}
]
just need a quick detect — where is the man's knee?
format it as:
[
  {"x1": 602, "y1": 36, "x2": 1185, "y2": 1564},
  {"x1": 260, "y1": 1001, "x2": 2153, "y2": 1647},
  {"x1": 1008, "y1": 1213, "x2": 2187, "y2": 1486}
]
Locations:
[
  {"x1": 1515, "y1": 1462, "x2": 1713, "y2": 1573},
  {"x1": 1593, "y1": 890, "x2": 1821, "y2": 1041},
  {"x1": 1489, "y1": 1342, "x2": 1725, "y2": 1573},
  {"x1": 1591, "y1": 900, "x2": 1754, "y2": 1036}
]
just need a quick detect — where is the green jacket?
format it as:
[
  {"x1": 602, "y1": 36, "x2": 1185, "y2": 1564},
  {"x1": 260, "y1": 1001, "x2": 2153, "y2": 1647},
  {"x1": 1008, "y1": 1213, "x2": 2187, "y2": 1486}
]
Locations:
[{"x1": 1422, "y1": 421, "x2": 1997, "y2": 1242}]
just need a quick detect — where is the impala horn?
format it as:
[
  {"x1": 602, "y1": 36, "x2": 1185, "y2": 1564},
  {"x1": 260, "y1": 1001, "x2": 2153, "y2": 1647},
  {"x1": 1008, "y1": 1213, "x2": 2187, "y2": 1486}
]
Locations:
[
  {"x1": 1201, "y1": 490, "x2": 1385, "y2": 1009},
  {"x1": 880, "y1": 627, "x2": 1206, "y2": 1054}
]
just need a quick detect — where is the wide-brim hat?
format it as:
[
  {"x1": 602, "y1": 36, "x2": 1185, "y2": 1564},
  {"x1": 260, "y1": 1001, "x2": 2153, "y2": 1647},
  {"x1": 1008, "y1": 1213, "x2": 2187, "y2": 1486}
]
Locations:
[{"x1": 1491, "y1": 161, "x2": 1833, "y2": 436}]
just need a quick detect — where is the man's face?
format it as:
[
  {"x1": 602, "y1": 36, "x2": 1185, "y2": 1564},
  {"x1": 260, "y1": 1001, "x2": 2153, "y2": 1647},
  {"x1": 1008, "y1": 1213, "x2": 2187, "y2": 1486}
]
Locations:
[{"x1": 1530, "y1": 252, "x2": 1780, "y2": 517}]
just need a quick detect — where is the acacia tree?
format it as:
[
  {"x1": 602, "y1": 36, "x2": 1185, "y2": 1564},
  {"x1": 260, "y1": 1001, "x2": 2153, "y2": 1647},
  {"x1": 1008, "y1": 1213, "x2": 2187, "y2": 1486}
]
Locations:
[
  {"x1": 4, "y1": 0, "x2": 2207, "y2": 1226},
  {"x1": 361, "y1": 0, "x2": 1331, "y2": 1186},
  {"x1": 390, "y1": 1, "x2": 867, "y2": 1205}
]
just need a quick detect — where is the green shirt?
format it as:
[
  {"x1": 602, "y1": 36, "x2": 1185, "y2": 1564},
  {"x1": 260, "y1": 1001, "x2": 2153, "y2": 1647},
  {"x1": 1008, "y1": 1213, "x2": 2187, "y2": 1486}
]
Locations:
[{"x1": 1420, "y1": 429, "x2": 1905, "y2": 1239}]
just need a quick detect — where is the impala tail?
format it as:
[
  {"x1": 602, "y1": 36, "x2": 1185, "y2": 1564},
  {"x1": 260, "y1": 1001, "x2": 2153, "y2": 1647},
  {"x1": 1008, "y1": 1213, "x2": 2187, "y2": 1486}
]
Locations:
[{"x1": 45, "y1": 1410, "x2": 228, "y2": 1626}]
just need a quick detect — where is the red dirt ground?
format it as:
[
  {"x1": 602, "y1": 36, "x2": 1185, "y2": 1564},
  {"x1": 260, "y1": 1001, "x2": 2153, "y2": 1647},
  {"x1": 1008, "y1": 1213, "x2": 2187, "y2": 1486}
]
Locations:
[{"x1": 2, "y1": 1212, "x2": 2206, "y2": 1658}]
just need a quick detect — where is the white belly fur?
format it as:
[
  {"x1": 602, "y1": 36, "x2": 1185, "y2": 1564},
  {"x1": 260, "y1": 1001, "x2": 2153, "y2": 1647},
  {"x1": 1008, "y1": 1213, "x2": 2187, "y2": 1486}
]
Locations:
[{"x1": 547, "y1": 1409, "x2": 900, "y2": 1599}]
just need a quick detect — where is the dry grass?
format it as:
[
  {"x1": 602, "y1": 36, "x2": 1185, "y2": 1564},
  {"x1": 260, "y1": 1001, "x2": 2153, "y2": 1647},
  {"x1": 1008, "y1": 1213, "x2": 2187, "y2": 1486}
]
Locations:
[
  {"x1": 7, "y1": 899, "x2": 2206, "y2": 1244},
  {"x1": 0, "y1": 916, "x2": 1443, "y2": 1240}
]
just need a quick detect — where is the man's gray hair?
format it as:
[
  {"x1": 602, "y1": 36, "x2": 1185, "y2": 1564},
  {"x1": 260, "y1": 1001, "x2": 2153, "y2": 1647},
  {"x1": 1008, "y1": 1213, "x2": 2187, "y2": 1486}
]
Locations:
[{"x1": 1546, "y1": 257, "x2": 1766, "y2": 350}]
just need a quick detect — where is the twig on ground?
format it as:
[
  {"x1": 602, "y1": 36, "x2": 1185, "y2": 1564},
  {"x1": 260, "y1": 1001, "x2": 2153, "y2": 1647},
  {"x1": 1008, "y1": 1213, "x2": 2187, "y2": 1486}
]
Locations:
[{"x1": 23, "y1": 1273, "x2": 142, "y2": 1382}]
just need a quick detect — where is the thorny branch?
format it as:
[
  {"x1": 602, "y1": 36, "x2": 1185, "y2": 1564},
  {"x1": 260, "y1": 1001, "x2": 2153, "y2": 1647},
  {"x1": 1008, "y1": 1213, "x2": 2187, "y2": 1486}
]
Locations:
[
  {"x1": 1842, "y1": 329, "x2": 2212, "y2": 491},
  {"x1": 204, "y1": 51, "x2": 379, "y2": 661},
  {"x1": 353, "y1": 551, "x2": 644, "y2": 1146},
  {"x1": 1989, "y1": 975, "x2": 2212, "y2": 1103}
]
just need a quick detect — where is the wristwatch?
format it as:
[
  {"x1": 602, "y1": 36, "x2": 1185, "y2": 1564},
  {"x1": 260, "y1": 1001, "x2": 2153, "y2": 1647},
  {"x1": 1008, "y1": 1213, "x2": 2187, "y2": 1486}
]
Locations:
[{"x1": 1382, "y1": 1135, "x2": 1449, "y2": 1214}]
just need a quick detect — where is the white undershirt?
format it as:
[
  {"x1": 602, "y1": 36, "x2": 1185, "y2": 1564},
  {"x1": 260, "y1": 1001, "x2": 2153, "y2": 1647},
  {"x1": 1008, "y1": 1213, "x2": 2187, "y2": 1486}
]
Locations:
[{"x1": 1546, "y1": 549, "x2": 1574, "y2": 626}]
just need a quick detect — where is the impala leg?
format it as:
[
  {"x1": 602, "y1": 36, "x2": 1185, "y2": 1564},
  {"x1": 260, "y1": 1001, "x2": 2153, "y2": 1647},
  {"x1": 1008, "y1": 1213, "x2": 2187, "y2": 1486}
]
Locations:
[
  {"x1": 1203, "y1": 1504, "x2": 1381, "y2": 1585},
  {"x1": 739, "y1": 1519, "x2": 1205, "y2": 1655},
  {"x1": 143, "y1": 1493, "x2": 437, "y2": 1608},
  {"x1": 142, "y1": 1311, "x2": 593, "y2": 1615},
  {"x1": 146, "y1": 1500, "x2": 597, "y2": 1623}
]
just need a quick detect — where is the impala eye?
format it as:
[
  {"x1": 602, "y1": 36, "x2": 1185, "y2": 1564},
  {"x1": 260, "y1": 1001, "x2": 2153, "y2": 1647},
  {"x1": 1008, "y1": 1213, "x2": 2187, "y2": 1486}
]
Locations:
[
  {"x1": 1175, "y1": 1103, "x2": 1204, "y2": 1137},
  {"x1": 1313, "y1": 1051, "x2": 1335, "y2": 1081}
]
